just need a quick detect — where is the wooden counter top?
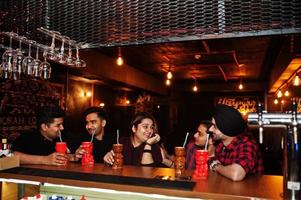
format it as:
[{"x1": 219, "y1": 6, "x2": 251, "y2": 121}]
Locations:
[{"x1": 0, "y1": 163, "x2": 283, "y2": 200}]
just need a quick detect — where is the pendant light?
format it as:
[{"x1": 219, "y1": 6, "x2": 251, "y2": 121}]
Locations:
[
  {"x1": 192, "y1": 78, "x2": 198, "y2": 92},
  {"x1": 238, "y1": 78, "x2": 244, "y2": 90},
  {"x1": 116, "y1": 47, "x2": 124, "y2": 66},
  {"x1": 165, "y1": 79, "x2": 171, "y2": 86}
]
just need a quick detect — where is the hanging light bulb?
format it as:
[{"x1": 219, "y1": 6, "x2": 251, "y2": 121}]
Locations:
[
  {"x1": 274, "y1": 99, "x2": 278, "y2": 104},
  {"x1": 293, "y1": 74, "x2": 300, "y2": 86},
  {"x1": 167, "y1": 71, "x2": 173, "y2": 79},
  {"x1": 116, "y1": 47, "x2": 124, "y2": 66},
  {"x1": 116, "y1": 56, "x2": 123, "y2": 66},
  {"x1": 238, "y1": 83, "x2": 243, "y2": 90},
  {"x1": 193, "y1": 85, "x2": 198, "y2": 92},
  {"x1": 165, "y1": 79, "x2": 171, "y2": 86},
  {"x1": 277, "y1": 90, "x2": 282, "y2": 98},
  {"x1": 192, "y1": 77, "x2": 198, "y2": 92},
  {"x1": 86, "y1": 91, "x2": 92, "y2": 97},
  {"x1": 284, "y1": 90, "x2": 290, "y2": 97},
  {"x1": 238, "y1": 79, "x2": 244, "y2": 90}
]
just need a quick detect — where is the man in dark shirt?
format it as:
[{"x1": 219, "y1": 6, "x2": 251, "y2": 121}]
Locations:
[
  {"x1": 208, "y1": 104, "x2": 263, "y2": 181},
  {"x1": 75, "y1": 107, "x2": 114, "y2": 163},
  {"x1": 185, "y1": 121, "x2": 214, "y2": 169},
  {"x1": 13, "y1": 106, "x2": 69, "y2": 165}
]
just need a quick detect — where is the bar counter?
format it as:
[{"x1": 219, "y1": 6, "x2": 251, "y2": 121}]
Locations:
[{"x1": 0, "y1": 163, "x2": 283, "y2": 200}]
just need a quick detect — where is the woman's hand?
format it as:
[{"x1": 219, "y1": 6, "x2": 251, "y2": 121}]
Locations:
[
  {"x1": 146, "y1": 133, "x2": 160, "y2": 145},
  {"x1": 103, "y1": 150, "x2": 115, "y2": 165},
  {"x1": 160, "y1": 147, "x2": 174, "y2": 168}
]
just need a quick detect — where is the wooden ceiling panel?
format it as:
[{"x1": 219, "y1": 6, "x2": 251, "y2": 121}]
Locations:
[{"x1": 94, "y1": 35, "x2": 294, "y2": 92}]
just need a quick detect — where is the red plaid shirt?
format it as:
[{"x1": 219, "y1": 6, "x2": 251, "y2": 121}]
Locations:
[{"x1": 215, "y1": 134, "x2": 264, "y2": 175}]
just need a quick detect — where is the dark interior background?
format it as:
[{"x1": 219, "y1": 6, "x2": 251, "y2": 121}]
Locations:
[{"x1": 1, "y1": 0, "x2": 301, "y2": 175}]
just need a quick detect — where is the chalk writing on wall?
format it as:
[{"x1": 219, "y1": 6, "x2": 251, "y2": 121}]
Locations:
[
  {"x1": 215, "y1": 96, "x2": 258, "y2": 115},
  {"x1": 0, "y1": 79, "x2": 64, "y2": 140}
]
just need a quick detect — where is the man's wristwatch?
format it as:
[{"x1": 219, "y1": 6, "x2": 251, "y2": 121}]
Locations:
[
  {"x1": 212, "y1": 162, "x2": 222, "y2": 171},
  {"x1": 209, "y1": 160, "x2": 221, "y2": 171}
]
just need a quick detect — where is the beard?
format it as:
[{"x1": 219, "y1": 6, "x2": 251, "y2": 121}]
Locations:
[{"x1": 88, "y1": 127, "x2": 100, "y2": 135}]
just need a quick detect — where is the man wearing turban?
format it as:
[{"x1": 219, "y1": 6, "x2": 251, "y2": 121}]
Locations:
[{"x1": 208, "y1": 104, "x2": 263, "y2": 181}]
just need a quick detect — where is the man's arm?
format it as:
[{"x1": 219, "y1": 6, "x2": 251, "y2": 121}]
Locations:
[
  {"x1": 214, "y1": 162, "x2": 246, "y2": 181},
  {"x1": 14, "y1": 151, "x2": 68, "y2": 165}
]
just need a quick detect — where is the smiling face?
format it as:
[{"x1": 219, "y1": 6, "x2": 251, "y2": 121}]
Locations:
[
  {"x1": 41, "y1": 117, "x2": 64, "y2": 141},
  {"x1": 132, "y1": 118, "x2": 154, "y2": 145},
  {"x1": 209, "y1": 118, "x2": 227, "y2": 141},
  {"x1": 85, "y1": 112, "x2": 106, "y2": 140},
  {"x1": 193, "y1": 123, "x2": 208, "y2": 146}
]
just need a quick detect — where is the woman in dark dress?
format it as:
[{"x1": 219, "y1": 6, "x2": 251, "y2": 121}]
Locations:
[{"x1": 104, "y1": 112, "x2": 165, "y2": 167}]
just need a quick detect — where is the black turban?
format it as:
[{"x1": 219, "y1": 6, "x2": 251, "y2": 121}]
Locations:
[{"x1": 213, "y1": 104, "x2": 246, "y2": 136}]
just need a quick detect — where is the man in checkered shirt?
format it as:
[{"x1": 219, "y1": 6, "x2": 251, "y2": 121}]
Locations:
[{"x1": 208, "y1": 104, "x2": 263, "y2": 181}]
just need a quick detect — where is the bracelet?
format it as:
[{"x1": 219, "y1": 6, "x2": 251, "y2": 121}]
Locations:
[
  {"x1": 212, "y1": 162, "x2": 221, "y2": 171},
  {"x1": 141, "y1": 163, "x2": 154, "y2": 166},
  {"x1": 209, "y1": 160, "x2": 221, "y2": 171},
  {"x1": 207, "y1": 157, "x2": 215, "y2": 167},
  {"x1": 143, "y1": 149, "x2": 152, "y2": 153},
  {"x1": 145, "y1": 142, "x2": 152, "y2": 146}
]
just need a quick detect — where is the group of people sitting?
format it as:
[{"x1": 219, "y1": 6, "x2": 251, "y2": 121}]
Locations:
[{"x1": 13, "y1": 104, "x2": 263, "y2": 181}]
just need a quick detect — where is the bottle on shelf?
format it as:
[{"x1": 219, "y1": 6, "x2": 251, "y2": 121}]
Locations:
[{"x1": 0, "y1": 138, "x2": 9, "y2": 158}]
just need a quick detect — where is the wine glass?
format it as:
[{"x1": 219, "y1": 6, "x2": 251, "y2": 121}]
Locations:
[
  {"x1": 22, "y1": 41, "x2": 35, "y2": 77},
  {"x1": 47, "y1": 31, "x2": 60, "y2": 61},
  {"x1": 33, "y1": 46, "x2": 42, "y2": 78},
  {"x1": 40, "y1": 50, "x2": 51, "y2": 80},
  {"x1": 75, "y1": 45, "x2": 86, "y2": 68},
  {"x1": 1, "y1": 32, "x2": 15, "y2": 79},
  {"x1": 12, "y1": 37, "x2": 25, "y2": 80},
  {"x1": 1, "y1": 51, "x2": 14, "y2": 79},
  {"x1": 57, "y1": 38, "x2": 67, "y2": 64},
  {"x1": 66, "y1": 40, "x2": 75, "y2": 66}
]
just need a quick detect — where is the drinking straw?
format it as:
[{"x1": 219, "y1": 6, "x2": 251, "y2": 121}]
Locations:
[
  {"x1": 182, "y1": 132, "x2": 189, "y2": 147},
  {"x1": 58, "y1": 130, "x2": 63, "y2": 142},
  {"x1": 90, "y1": 130, "x2": 95, "y2": 142},
  {"x1": 117, "y1": 129, "x2": 119, "y2": 144},
  {"x1": 204, "y1": 133, "x2": 210, "y2": 150}
]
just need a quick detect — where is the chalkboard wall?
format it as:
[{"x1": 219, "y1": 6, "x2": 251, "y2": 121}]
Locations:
[{"x1": 0, "y1": 79, "x2": 64, "y2": 140}]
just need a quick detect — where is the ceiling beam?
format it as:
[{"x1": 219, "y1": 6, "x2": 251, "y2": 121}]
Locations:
[
  {"x1": 268, "y1": 37, "x2": 296, "y2": 94},
  {"x1": 80, "y1": 50, "x2": 168, "y2": 95},
  {"x1": 174, "y1": 81, "x2": 264, "y2": 92},
  {"x1": 269, "y1": 58, "x2": 301, "y2": 93}
]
